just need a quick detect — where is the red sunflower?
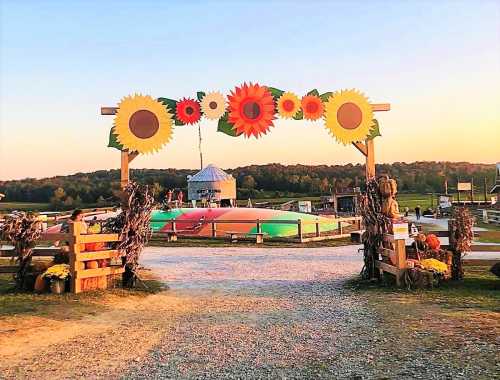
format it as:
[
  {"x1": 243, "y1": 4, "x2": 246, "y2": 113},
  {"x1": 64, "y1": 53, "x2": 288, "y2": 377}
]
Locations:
[
  {"x1": 176, "y1": 98, "x2": 201, "y2": 125},
  {"x1": 301, "y1": 95, "x2": 324, "y2": 120},
  {"x1": 227, "y1": 82, "x2": 276, "y2": 138}
]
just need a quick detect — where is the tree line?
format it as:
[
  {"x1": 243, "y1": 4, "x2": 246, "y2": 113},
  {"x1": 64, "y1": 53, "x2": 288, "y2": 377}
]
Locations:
[{"x1": 0, "y1": 162, "x2": 496, "y2": 209}]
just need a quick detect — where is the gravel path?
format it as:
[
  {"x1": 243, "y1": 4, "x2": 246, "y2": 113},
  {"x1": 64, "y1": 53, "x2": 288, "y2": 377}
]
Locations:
[{"x1": 123, "y1": 247, "x2": 497, "y2": 379}]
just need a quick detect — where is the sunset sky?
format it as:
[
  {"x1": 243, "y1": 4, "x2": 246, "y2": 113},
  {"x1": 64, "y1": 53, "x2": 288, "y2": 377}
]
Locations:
[{"x1": 0, "y1": 0, "x2": 499, "y2": 181}]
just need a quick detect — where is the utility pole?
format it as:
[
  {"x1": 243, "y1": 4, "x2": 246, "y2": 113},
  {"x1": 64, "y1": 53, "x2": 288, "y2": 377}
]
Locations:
[{"x1": 470, "y1": 177, "x2": 474, "y2": 204}]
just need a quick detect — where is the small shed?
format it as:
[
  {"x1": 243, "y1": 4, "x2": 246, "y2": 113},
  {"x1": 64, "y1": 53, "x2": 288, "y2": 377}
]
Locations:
[{"x1": 187, "y1": 164, "x2": 236, "y2": 206}]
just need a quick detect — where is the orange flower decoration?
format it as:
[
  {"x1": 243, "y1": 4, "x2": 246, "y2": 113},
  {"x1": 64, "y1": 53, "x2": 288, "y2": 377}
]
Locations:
[
  {"x1": 301, "y1": 95, "x2": 324, "y2": 120},
  {"x1": 227, "y1": 83, "x2": 276, "y2": 138},
  {"x1": 176, "y1": 98, "x2": 201, "y2": 125}
]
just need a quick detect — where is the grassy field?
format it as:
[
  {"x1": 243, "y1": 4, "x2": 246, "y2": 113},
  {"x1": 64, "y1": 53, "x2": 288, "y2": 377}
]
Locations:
[
  {"x1": 0, "y1": 202, "x2": 51, "y2": 212},
  {"x1": 349, "y1": 262, "x2": 499, "y2": 313}
]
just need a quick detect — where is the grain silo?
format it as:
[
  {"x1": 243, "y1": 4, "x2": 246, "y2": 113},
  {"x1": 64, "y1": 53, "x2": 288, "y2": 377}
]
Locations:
[{"x1": 187, "y1": 164, "x2": 236, "y2": 207}]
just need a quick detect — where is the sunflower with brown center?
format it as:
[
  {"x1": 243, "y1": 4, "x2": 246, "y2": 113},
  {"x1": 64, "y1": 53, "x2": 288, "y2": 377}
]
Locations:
[
  {"x1": 324, "y1": 89, "x2": 374, "y2": 144},
  {"x1": 200, "y1": 92, "x2": 226, "y2": 120},
  {"x1": 176, "y1": 98, "x2": 201, "y2": 125},
  {"x1": 277, "y1": 92, "x2": 301, "y2": 119},
  {"x1": 301, "y1": 95, "x2": 324, "y2": 120},
  {"x1": 113, "y1": 94, "x2": 173, "y2": 154},
  {"x1": 227, "y1": 83, "x2": 276, "y2": 138}
]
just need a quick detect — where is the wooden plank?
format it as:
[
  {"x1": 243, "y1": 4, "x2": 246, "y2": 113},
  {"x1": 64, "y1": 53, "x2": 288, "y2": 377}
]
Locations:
[
  {"x1": 75, "y1": 250, "x2": 121, "y2": 261},
  {"x1": 474, "y1": 231, "x2": 500, "y2": 239},
  {"x1": 75, "y1": 266, "x2": 124, "y2": 279},
  {"x1": 426, "y1": 230, "x2": 450, "y2": 237},
  {"x1": 1, "y1": 247, "x2": 60, "y2": 257},
  {"x1": 470, "y1": 245, "x2": 500, "y2": 252},
  {"x1": 394, "y1": 239, "x2": 407, "y2": 269},
  {"x1": 101, "y1": 107, "x2": 118, "y2": 115},
  {"x1": 365, "y1": 139, "x2": 375, "y2": 180},
  {"x1": 121, "y1": 150, "x2": 129, "y2": 189},
  {"x1": 0, "y1": 265, "x2": 18, "y2": 274},
  {"x1": 77, "y1": 234, "x2": 120, "y2": 243},
  {"x1": 378, "y1": 247, "x2": 393, "y2": 257},
  {"x1": 375, "y1": 261, "x2": 400, "y2": 275},
  {"x1": 352, "y1": 142, "x2": 367, "y2": 157},
  {"x1": 371, "y1": 103, "x2": 391, "y2": 112},
  {"x1": 40, "y1": 233, "x2": 72, "y2": 241}
]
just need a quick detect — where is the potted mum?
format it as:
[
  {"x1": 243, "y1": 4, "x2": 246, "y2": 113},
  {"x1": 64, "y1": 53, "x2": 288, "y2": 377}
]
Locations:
[{"x1": 42, "y1": 264, "x2": 70, "y2": 294}]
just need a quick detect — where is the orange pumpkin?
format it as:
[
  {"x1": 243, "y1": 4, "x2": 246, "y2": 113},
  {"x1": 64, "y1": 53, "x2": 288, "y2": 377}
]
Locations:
[
  {"x1": 425, "y1": 234, "x2": 441, "y2": 250},
  {"x1": 98, "y1": 259, "x2": 109, "y2": 268},
  {"x1": 85, "y1": 242, "x2": 106, "y2": 252},
  {"x1": 34, "y1": 274, "x2": 47, "y2": 293},
  {"x1": 85, "y1": 260, "x2": 99, "y2": 269}
]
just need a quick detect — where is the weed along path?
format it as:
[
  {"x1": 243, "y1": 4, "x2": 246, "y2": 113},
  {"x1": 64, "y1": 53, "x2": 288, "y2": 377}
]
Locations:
[{"x1": 1, "y1": 246, "x2": 498, "y2": 379}]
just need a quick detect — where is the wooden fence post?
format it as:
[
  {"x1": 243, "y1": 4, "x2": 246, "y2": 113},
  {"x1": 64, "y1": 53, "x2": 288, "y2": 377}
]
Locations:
[
  {"x1": 256, "y1": 219, "x2": 262, "y2": 234},
  {"x1": 337, "y1": 221, "x2": 343, "y2": 235},
  {"x1": 69, "y1": 222, "x2": 83, "y2": 294},
  {"x1": 172, "y1": 220, "x2": 177, "y2": 232},
  {"x1": 211, "y1": 222, "x2": 217, "y2": 238},
  {"x1": 297, "y1": 219, "x2": 303, "y2": 242},
  {"x1": 394, "y1": 238, "x2": 407, "y2": 286},
  {"x1": 315, "y1": 220, "x2": 320, "y2": 237}
]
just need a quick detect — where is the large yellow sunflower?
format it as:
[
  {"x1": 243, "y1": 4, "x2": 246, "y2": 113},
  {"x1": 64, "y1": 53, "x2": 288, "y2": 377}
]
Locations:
[
  {"x1": 113, "y1": 94, "x2": 174, "y2": 154},
  {"x1": 277, "y1": 92, "x2": 300, "y2": 119},
  {"x1": 324, "y1": 89, "x2": 374, "y2": 144}
]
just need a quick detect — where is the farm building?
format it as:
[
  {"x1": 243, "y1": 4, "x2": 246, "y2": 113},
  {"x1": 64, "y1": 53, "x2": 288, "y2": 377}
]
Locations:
[{"x1": 187, "y1": 164, "x2": 236, "y2": 207}]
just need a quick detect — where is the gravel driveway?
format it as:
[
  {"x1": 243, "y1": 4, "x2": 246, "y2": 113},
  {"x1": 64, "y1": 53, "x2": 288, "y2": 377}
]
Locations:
[{"x1": 123, "y1": 246, "x2": 497, "y2": 380}]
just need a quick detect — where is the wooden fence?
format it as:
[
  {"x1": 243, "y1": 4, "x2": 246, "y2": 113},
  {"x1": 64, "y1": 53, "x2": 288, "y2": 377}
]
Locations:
[
  {"x1": 375, "y1": 221, "x2": 500, "y2": 286},
  {"x1": 0, "y1": 221, "x2": 124, "y2": 294},
  {"x1": 152, "y1": 216, "x2": 363, "y2": 243},
  {"x1": 479, "y1": 209, "x2": 500, "y2": 226}
]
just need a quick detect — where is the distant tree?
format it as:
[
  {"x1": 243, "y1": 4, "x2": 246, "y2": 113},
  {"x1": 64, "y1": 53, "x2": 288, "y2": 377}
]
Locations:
[
  {"x1": 96, "y1": 195, "x2": 106, "y2": 206},
  {"x1": 50, "y1": 187, "x2": 66, "y2": 210},
  {"x1": 63, "y1": 196, "x2": 74, "y2": 208},
  {"x1": 241, "y1": 175, "x2": 256, "y2": 189},
  {"x1": 151, "y1": 182, "x2": 163, "y2": 200}
]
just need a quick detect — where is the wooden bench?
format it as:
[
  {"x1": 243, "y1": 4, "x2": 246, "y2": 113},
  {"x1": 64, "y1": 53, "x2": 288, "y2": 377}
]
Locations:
[
  {"x1": 225, "y1": 231, "x2": 267, "y2": 244},
  {"x1": 248, "y1": 232, "x2": 267, "y2": 244}
]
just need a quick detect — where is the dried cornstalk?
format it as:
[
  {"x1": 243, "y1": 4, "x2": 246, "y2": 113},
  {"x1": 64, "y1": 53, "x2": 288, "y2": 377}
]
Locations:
[
  {"x1": 450, "y1": 207, "x2": 474, "y2": 280},
  {"x1": 104, "y1": 182, "x2": 154, "y2": 287},
  {"x1": 359, "y1": 178, "x2": 391, "y2": 279},
  {"x1": 0, "y1": 212, "x2": 42, "y2": 289}
]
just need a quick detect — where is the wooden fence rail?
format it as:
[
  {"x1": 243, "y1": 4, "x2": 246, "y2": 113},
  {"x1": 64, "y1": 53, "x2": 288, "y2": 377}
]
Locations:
[
  {"x1": 1, "y1": 222, "x2": 124, "y2": 294},
  {"x1": 153, "y1": 216, "x2": 363, "y2": 243}
]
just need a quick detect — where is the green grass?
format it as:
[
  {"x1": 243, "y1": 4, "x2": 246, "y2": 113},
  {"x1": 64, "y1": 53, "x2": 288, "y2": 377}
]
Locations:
[
  {"x1": 0, "y1": 202, "x2": 51, "y2": 212},
  {"x1": 149, "y1": 236, "x2": 353, "y2": 248},
  {"x1": 349, "y1": 263, "x2": 499, "y2": 313}
]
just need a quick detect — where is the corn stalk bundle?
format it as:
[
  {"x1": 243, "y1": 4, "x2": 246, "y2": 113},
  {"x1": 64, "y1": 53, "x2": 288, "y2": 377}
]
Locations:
[
  {"x1": 104, "y1": 182, "x2": 154, "y2": 287},
  {"x1": 449, "y1": 207, "x2": 474, "y2": 280},
  {"x1": 359, "y1": 178, "x2": 391, "y2": 279},
  {"x1": 0, "y1": 212, "x2": 42, "y2": 289}
]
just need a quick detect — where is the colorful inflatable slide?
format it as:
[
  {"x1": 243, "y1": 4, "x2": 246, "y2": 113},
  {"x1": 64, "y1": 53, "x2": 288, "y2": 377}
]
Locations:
[{"x1": 151, "y1": 208, "x2": 339, "y2": 238}]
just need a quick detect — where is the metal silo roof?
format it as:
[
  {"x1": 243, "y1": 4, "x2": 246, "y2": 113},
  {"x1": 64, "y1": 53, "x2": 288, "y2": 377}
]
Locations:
[{"x1": 188, "y1": 164, "x2": 234, "y2": 182}]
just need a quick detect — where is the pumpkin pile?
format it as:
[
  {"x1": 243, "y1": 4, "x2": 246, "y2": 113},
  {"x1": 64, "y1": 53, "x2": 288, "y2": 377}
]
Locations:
[{"x1": 405, "y1": 232, "x2": 451, "y2": 288}]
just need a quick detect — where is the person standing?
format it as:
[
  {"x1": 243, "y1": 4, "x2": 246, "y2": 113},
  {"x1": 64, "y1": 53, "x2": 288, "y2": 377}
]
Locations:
[{"x1": 415, "y1": 205, "x2": 421, "y2": 220}]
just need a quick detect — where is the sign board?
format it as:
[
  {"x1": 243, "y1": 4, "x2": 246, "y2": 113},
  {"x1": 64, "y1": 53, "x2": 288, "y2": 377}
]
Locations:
[
  {"x1": 457, "y1": 182, "x2": 472, "y2": 191},
  {"x1": 439, "y1": 195, "x2": 452, "y2": 208},
  {"x1": 298, "y1": 200, "x2": 312, "y2": 213},
  {"x1": 393, "y1": 222, "x2": 409, "y2": 240}
]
